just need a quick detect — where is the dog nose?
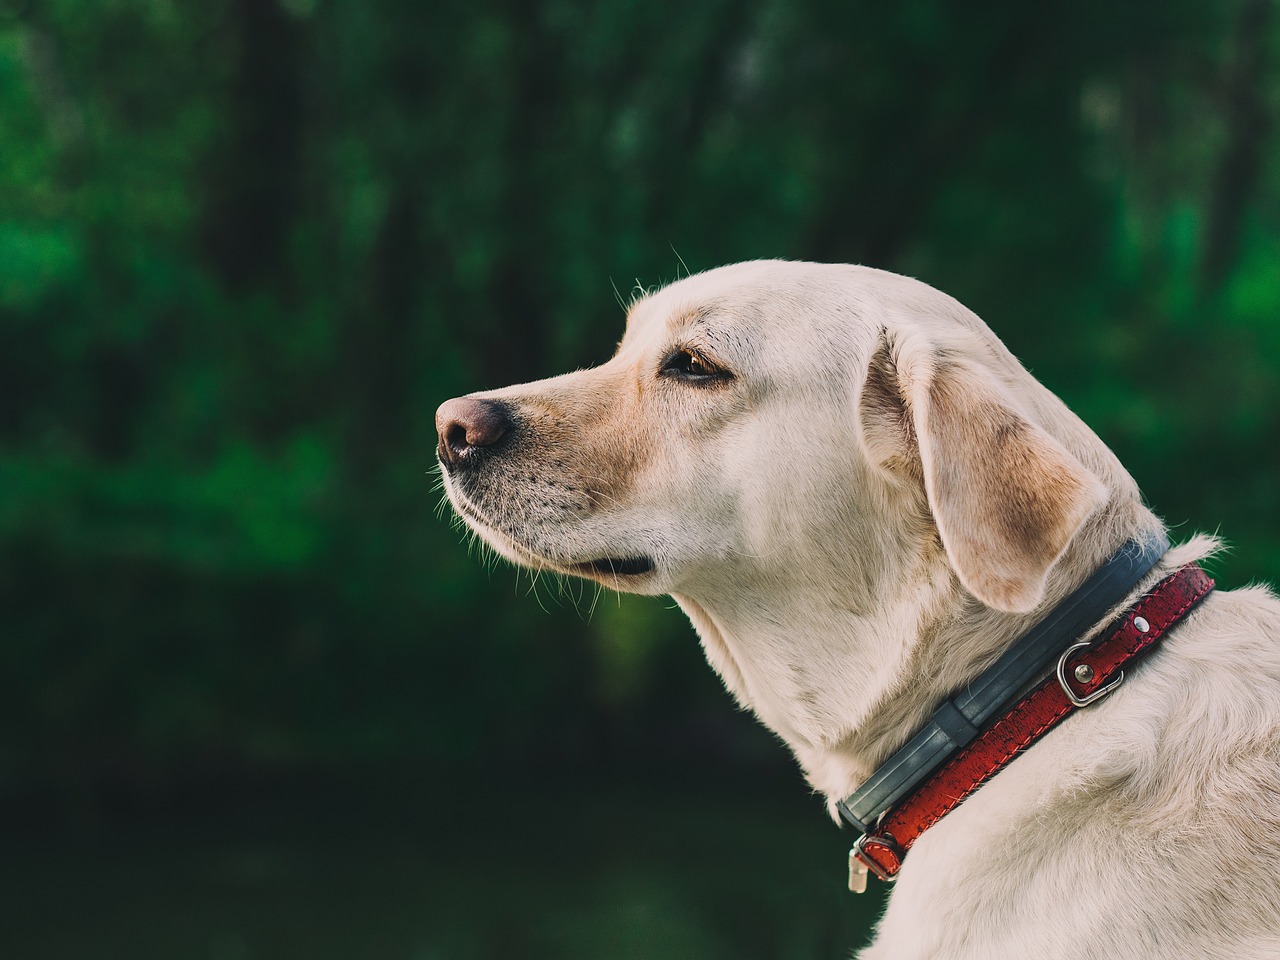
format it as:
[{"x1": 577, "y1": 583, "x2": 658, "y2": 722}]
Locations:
[{"x1": 436, "y1": 397, "x2": 512, "y2": 467}]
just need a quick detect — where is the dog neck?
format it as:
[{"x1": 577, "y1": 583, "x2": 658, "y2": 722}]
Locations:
[
  {"x1": 672, "y1": 497, "x2": 1168, "y2": 815},
  {"x1": 838, "y1": 532, "x2": 1174, "y2": 839}
]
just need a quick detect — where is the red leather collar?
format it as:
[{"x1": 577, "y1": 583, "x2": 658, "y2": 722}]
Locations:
[{"x1": 852, "y1": 562, "x2": 1215, "y2": 885}]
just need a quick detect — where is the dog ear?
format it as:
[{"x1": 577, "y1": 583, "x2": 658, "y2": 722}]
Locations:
[{"x1": 858, "y1": 332, "x2": 1107, "y2": 613}]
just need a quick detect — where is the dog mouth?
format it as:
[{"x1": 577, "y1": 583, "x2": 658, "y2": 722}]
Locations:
[
  {"x1": 444, "y1": 489, "x2": 656, "y2": 580},
  {"x1": 569, "y1": 556, "x2": 656, "y2": 578}
]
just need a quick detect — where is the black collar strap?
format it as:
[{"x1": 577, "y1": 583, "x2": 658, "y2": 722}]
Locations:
[{"x1": 837, "y1": 533, "x2": 1169, "y2": 834}]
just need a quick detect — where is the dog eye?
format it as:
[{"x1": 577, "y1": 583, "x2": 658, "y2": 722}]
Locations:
[{"x1": 660, "y1": 348, "x2": 732, "y2": 384}]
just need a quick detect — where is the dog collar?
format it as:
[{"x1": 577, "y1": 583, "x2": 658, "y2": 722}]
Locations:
[
  {"x1": 841, "y1": 540, "x2": 1215, "y2": 891},
  {"x1": 838, "y1": 536, "x2": 1169, "y2": 835}
]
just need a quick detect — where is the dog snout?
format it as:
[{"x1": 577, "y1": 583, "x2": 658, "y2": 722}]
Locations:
[{"x1": 436, "y1": 397, "x2": 513, "y2": 468}]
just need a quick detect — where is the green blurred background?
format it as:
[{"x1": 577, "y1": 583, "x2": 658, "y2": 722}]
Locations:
[{"x1": 2, "y1": 0, "x2": 1278, "y2": 957}]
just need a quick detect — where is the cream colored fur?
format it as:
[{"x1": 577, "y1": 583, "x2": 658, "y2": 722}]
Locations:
[{"x1": 438, "y1": 261, "x2": 1280, "y2": 958}]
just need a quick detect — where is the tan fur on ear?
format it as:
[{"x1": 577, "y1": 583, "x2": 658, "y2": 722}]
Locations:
[{"x1": 860, "y1": 332, "x2": 1108, "y2": 613}]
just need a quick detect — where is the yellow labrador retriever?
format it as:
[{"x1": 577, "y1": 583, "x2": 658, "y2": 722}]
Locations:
[{"x1": 436, "y1": 261, "x2": 1280, "y2": 959}]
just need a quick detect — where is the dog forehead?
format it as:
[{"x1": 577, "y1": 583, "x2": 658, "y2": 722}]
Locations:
[
  {"x1": 623, "y1": 261, "x2": 1019, "y2": 370},
  {"x1": 621, "y1": 260, "x2": 874, "y2": 355}
]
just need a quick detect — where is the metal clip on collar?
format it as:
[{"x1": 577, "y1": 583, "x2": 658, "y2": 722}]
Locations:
[{"x1": 1055, "y1": 640, "x2": 1125, "y2": 707}]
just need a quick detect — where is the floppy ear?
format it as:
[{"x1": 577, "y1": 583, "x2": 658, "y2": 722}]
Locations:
[{"x1": 858, "y1": 332, "x2": 1107, "y2": 613}]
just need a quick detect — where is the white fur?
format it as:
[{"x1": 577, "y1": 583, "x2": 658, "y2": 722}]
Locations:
[{"x1": 438, "y1": 261, "x2": 1280, "y2": 958}]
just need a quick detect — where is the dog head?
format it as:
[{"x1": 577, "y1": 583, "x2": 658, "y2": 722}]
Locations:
[
  {"x1": 438, "y1": 260, "x2": 1131, "y2": 609},
  {"x1": 437, "y1": 261, "x2": 1156, "y2": 791}
]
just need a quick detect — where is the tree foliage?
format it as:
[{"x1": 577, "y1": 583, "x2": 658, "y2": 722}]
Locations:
[{"x1": 1, "y1": 0, "x2": 1277, "y2": 793}]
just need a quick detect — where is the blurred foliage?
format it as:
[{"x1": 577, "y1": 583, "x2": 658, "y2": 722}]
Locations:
[
  {"x1": 3, "y1": 774, "x2": 888, "y2": 959},
  {"x1": 0, "y1": 0, "x2": 1278, "y2": 805}
]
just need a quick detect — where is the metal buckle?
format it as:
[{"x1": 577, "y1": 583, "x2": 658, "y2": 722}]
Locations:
[
  {"x1": 851, "y1": 832, "x2": 902, "y2": 884},
  {"x1": 1056, "y1": 641, "x2": 1124, "y2": 707}
]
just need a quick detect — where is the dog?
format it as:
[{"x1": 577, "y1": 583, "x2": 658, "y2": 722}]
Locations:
[{"x1": 436, "y1": 261, "x2": 1280, "y2": 959}]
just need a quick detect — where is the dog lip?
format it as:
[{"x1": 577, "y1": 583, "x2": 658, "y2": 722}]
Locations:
[
  {"x1": 572, "y1": 556, "x2": 655, "y2": 577},
  {"x1": 446, "y1": 494, "x2": 653, "y2": 577}
]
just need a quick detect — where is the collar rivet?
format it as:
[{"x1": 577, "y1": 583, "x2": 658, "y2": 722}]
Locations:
[
  {"x1": 1133, "y1": 616, "x2": 1150, "y2": 633},
  {"x1": 1073, "y1": 663, "x2": 1095, "y2": 683}
]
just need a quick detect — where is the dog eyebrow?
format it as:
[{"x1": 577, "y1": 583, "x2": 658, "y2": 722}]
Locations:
[
  {"x1": 621, "y1": 299, "x2": 741, "y2": 362},
  {"x1": 682, "y1": 310, "x2": 758, "y2": 363},
  {"x1": 664, "y1": 303, "x2": 722, "y2": 336}
]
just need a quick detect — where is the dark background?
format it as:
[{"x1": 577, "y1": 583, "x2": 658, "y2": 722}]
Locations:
[{"x1": 2, "y1": 0, "x2": 1278, "y2": 957}]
